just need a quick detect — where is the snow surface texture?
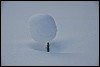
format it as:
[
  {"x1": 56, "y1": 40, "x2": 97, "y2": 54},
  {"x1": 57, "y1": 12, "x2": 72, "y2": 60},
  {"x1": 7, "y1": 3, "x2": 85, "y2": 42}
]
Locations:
[
  {"x1": 1, "y1": 1, "x2": 99, "y2": 66},
  {"x1": 29, "y1": 14, "x2": 57, "y2": 43}
]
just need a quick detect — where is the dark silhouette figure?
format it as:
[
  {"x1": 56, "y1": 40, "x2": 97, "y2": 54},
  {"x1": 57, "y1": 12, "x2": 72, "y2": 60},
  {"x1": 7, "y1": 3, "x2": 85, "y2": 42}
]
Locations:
[{"x1": 47, "y1": 42, "x2": 50, "y2": 52}]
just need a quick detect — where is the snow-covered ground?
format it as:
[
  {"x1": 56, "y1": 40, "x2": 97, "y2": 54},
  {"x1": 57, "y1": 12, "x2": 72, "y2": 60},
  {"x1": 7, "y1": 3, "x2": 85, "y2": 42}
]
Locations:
[{"x1": 1, "y1": 1, "x2": 99, "y2": 66}]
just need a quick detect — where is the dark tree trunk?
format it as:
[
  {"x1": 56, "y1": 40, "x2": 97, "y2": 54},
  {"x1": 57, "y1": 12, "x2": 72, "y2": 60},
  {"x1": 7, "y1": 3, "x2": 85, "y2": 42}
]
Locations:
[{"x1": 47, "y1": 42, "x2": 50, "y2": 52}]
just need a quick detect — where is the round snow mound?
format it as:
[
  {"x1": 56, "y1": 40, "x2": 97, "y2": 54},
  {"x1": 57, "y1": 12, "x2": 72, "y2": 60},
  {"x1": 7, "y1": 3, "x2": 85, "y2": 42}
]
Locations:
[{"x1": 28, "y1": 14, "x2": 57, "y2": 43}]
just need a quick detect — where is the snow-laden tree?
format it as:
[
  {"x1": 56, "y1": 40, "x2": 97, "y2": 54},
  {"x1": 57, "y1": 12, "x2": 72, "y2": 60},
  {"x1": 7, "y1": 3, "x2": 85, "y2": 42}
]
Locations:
[{"x1": 28, "y1": 14, "x2": 57, "y2": 52}]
